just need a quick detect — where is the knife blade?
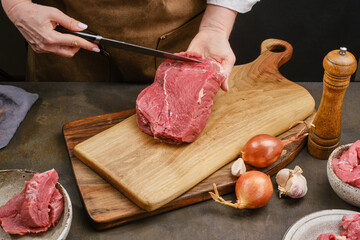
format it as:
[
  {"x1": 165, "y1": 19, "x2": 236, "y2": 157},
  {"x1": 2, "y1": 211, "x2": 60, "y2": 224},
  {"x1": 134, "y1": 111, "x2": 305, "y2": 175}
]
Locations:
[{"x1": 55, "y1": 25, "x2": 202, "y2": 63}]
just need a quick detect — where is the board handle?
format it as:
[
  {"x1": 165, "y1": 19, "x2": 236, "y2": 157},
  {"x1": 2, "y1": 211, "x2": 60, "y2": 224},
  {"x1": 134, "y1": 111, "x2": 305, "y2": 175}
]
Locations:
[{"x1": 260, "y1": 39, "x2": 293, "y2": 69}]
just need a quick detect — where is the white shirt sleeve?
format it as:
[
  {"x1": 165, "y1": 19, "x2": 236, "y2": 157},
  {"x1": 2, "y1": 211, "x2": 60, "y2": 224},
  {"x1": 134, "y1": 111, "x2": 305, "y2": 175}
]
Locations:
[{"x1": 206, "y1": 0, "x2": 260, "y2": 13}]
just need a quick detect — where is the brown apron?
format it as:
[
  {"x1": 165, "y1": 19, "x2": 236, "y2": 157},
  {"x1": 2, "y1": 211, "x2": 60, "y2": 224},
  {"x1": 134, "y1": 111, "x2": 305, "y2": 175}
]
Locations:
[{"x1": 27, "y1": 0, "x2": 206, "y2": 83}]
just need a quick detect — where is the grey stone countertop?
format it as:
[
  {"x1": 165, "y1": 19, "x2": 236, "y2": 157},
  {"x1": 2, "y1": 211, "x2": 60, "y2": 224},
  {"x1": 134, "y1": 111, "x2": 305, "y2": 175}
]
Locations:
[{"x1": 0, "y1": 82, "x2": 359, "y2": 240}]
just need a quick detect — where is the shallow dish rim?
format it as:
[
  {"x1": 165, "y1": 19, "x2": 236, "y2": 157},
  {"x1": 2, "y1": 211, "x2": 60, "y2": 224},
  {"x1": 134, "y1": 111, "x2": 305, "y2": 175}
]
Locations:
[{"x1": 0, "y1": 169, "x2": 73, "y2": 240}]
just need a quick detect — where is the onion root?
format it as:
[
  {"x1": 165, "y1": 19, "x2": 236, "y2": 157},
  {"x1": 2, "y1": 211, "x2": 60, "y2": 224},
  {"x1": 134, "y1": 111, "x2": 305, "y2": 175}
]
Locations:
[{"x1": 209, "y1": 183, "x2": 244, "y2": 209}]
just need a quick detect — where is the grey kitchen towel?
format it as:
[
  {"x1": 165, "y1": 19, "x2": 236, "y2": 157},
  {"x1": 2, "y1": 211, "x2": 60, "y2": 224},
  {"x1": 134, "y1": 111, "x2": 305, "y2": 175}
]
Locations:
[{"x1": 0, "y1": 85, "x2": 39, "y2": 149}]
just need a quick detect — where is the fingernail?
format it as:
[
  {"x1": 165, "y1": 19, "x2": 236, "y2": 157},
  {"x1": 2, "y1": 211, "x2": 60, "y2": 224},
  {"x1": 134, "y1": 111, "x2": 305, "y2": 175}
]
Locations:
[
  {"x1": 92, "y1": 47, "x2": 100, "y2": 53},
  {"x1": 78, "y1": 22, "x2": 88, "y2": 29}
]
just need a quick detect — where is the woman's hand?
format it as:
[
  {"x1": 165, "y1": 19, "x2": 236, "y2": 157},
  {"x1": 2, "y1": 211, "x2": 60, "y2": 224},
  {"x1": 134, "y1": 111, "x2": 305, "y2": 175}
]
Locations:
[
  {"x1": 188, "y1": 29, "x2": 235, "y2": 92},
  {"x1": 1, "y1": 0, "x2": 100, "y2": 57},
  {"x1": 187, "y1": 4, "x2": 237, "y2": 92}
]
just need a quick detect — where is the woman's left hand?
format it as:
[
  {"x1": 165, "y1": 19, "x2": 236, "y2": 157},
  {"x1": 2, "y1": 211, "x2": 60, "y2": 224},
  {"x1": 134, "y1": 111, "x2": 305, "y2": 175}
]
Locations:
[{"x1": 187, "y1": 29, "x2": 235, "y2": 92}]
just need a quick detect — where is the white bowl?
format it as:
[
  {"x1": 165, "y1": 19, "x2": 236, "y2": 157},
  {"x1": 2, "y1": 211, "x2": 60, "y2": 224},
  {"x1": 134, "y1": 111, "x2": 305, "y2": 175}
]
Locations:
[{"x1": 327, "y1": 143, "x2": 360, "y2": 207}]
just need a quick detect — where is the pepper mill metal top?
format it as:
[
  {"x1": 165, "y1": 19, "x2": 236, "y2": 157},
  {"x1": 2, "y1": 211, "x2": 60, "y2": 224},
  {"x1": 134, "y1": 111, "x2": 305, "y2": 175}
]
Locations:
[
  {"x1": 339, "y1": 47, "x2": 347, "y2": 55},
  {"x1": 307, "y1": 47, "x2": 357, "y2": 159}
]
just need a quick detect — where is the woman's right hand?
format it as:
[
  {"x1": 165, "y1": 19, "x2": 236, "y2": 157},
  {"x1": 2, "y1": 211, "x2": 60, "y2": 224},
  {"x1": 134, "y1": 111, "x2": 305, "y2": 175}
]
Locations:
[{"x1": 1, "y1": 0, "x2": 100, "y2": 57}]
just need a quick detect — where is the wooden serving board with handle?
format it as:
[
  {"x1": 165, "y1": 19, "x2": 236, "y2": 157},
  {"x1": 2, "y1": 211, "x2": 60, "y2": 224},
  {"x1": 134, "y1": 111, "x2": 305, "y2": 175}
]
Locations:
[
  {"x1": 63, "y1": 110, "x2": 315, "y2": 229},
  {"x1": 72, "y1": 39, "x2": 315, "y2": 212}
]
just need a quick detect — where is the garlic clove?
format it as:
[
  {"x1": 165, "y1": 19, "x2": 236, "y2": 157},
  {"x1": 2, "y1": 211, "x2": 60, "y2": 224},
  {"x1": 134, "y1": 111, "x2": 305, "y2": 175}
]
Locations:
[
  {"x1": 278, "y1": 186, "x2": 287, "y2": 198},
  {"x1": 231, "y1": 157, "x2": 246, "y2": 177},
  {"x1": 284, "y1": 174, "x2": 307, "y2": 198},
  {"x1": 276, "y1": 168, "x2": 291, "y2": 188},
  {"x1": 298, "y1": 175, "x2": 308, "y2": 198}
]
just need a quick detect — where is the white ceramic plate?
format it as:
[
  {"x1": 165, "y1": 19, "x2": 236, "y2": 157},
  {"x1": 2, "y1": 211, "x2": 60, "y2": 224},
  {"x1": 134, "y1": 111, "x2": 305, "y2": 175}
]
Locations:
[
  {"x1": 283, "y1": 209, "x2": 360, "y2": 240},
  {"x1": 0, "y1": 169, "x2": 72, "y2": 240}
]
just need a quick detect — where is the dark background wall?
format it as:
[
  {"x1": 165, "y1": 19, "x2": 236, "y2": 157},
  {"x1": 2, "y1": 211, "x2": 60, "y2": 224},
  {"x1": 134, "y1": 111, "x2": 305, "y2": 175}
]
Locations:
[
  {"x1": 1, "y1": 0, "x2": 360, "y2": 82},
  {"x1": 0, "y1": 4, "x2": 27, "y2": 81},
  {"x1": 230, "y1": 0, "x2": 360, "y2": 82}
]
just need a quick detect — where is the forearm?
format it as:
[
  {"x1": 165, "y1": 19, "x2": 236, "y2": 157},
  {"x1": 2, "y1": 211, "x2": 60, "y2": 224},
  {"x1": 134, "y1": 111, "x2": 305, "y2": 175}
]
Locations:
[
  {"x1": 199, "y1": 4, "x2": 237, "y2": 39},
  {"x1": 207, "y1": 0, "x2": 260, "y2": 13}
]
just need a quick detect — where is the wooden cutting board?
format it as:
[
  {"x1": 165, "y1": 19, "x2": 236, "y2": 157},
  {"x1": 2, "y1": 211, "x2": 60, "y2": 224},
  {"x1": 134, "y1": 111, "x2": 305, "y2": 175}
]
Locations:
[
  {"x1": 63, "y1": 110, "x2": 314, "y2": 229},
  {"x1": 73, "y1": 39, "x2": 315, "y2": 212}
]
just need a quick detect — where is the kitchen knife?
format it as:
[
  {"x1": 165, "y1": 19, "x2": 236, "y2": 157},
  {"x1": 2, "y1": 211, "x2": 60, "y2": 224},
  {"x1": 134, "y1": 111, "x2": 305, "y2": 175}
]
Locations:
[{"x1": 55, "y1": 25, "x2": 202, "y2": 63}]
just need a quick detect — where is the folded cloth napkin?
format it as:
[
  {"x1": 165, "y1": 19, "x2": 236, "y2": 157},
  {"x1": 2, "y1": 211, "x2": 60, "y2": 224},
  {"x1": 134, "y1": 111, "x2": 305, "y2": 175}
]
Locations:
[{"x1": 0, "y1": 85, "x2": 39, "y2": 149}]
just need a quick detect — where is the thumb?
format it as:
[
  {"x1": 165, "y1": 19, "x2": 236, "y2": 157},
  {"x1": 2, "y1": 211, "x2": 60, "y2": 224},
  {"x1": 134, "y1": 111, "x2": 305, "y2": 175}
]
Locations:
[
  {"x1": 221, "y1": 78, "x2": 229, "y2": 92},
  {"x1": 220, "y1": 59, "x2": 235, "y2": 92},
  {"x1": 50, "y1": 8, "x2": 88, "y2": 31}
]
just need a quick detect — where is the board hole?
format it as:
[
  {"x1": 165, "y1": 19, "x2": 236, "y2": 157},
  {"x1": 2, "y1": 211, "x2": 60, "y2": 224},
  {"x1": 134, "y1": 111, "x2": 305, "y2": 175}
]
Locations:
[{"x1": 268, "y1": 44, "x2": 286, "y2": 52}]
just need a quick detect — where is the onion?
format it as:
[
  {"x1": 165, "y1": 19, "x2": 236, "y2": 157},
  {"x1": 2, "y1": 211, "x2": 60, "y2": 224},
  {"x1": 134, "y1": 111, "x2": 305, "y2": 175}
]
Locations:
[
  {"x1": 209, "y1": 171, "x2": 273, "y2": 209},
  {"x1": 242, "y1": 121, "x2": 310, "y2": 168}
]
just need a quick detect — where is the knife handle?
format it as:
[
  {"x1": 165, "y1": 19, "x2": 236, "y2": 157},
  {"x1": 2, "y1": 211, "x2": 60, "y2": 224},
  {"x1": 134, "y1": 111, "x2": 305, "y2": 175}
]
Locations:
[{"x1": 54, "y1": 25, "x2": 102, "y2": 44}]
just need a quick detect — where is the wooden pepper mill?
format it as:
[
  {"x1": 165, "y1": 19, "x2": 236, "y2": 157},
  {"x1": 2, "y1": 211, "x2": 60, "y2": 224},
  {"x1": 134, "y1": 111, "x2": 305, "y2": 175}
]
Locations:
[{"x1": 308, "y1": 47, "x2": 357, "y2": 159}]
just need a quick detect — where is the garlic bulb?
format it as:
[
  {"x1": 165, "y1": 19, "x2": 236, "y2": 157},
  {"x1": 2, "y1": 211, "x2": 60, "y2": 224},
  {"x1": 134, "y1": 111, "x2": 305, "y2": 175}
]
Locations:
[
  {"x1": 231, "y1": 157, "x2": 246, "y2": 177},
  {"x1": 276, "y1": 166, "x2": 307, "y2": 198}
]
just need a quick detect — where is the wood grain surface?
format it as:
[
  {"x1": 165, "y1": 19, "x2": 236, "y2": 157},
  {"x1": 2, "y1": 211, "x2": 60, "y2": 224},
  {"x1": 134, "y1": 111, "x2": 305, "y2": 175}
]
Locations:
[
  {"x1": 73, "y1": 39, "x2": 315, "y2": 212},
  {"x1": 64, "y1": 109, "x2": 315, "y2": 229},
  {"x1": 308, "y1": 49, "x2": 357, "y2": 159}
]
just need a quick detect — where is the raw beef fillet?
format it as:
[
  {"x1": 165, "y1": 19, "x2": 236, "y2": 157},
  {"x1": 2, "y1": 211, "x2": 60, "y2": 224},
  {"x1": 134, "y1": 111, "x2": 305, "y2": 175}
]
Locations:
[
  {"x1": 136, "y1": 52, "x2": 226, "y2": 144},
  {"x1": 340, "y1": 214, "x2": 360, "y2": 239},
  {"x1": 0, "y1": 169, "x2": 64, "y2": 235},
  {"x1": 48, "y1": 188, "x2": 64, "y2": 227},
  {"x1": 316, "y1": 214, "x2": 360, "y2": 240},
  {"x1": 316, "y1": 233, "x2": 337, "y2": 240},
  {"x1": 332, "y1": 140, "x2": 360, "y2": 188}
]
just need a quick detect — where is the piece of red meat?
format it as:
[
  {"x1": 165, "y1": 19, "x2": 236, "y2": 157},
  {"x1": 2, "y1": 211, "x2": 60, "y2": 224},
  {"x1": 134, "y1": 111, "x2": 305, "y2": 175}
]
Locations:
[
  {"x1": 0, "y1": 169, "x2": 63, "y2": 235},
  {"x1": 317, "y1": 214, "x2": 360, "y2": 240},
  {"x1": 332, "y1": 140, "x2": 360, "y2": 188},
  {"x1": 340, "y1": 214, "x2": 360, "y2": 240},
  {"x1": 0, "y1": 214, "x2": 48, "y2": 235},
  {"x1": 136, "y1": 52, "x2": 226, "y2": 144},
  {"x1": 0, "y1": 189, "x2": 48, "y2": 235},
  {"x1": 341, "y1": 214, "x2": 360, "y2": 229},
  {"x1": 49, "y1": 188, "x2": 64, "y2": 226},
  {"x1": 0, "y1": 190, "x2": 25, "y2": 219},
  {"x1": 316, "y1": 233, "x2": 337, "y2": 240},
  {"x1": 20, "y1": 169, "x2": 59, "y2": 227}
]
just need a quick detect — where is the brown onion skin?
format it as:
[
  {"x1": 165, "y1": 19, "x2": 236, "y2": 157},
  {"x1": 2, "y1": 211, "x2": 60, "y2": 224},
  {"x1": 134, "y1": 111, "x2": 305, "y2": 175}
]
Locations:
[
  {"x1": 242, "y1": 134, "x2": 284, "y2": 168},
  {"x1": 235, "y1": 171, "x2": 273, "y2": 209}
]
